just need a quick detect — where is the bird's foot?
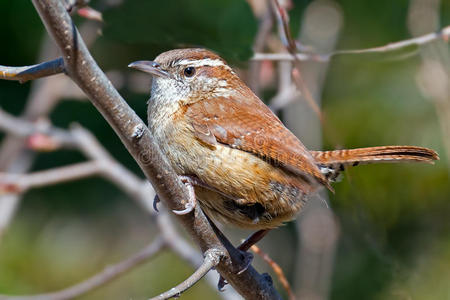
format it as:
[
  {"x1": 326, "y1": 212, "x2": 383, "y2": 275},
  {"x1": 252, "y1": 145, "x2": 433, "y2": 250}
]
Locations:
[
  {"x1": 217, "y1": 230, "x2": 270, "y2": 290},
  {"x1": 172, "y1": 175, "x2": 197, "y2": 215},
  {"x1": 217, "y1": 250, "x2": 254, "y2": 291}
]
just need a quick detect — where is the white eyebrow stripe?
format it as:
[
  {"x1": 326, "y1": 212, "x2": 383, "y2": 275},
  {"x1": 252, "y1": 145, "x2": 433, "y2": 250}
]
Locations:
[{"x1": 177, "y1": 58, "x2": 231, "y2": 69}]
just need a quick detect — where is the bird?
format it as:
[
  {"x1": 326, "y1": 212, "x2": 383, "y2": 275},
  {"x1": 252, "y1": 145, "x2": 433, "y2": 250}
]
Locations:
[{"x1": 129, "y1": 48, "x2": 438, "y2": 248}]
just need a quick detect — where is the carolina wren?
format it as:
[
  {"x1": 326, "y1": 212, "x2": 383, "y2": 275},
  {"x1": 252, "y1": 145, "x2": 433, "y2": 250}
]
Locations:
[{"x1": 129, "y1": 48, "x2": 438, "y2": 230}]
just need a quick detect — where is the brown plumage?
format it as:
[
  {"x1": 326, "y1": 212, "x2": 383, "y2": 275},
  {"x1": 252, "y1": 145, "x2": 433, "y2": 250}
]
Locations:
[
  {"x1": 311, "y1": 146, "x2": 438, "y2": 181},
  {"x1": 185, "y1": 96, "x2": 329, "y2": 188},
  {"x1": 311, "y1": 146, "x2": 438, "y2": 165},
  {"x1": 129, "y1": 48, "x2": 439, "y2": 230}
]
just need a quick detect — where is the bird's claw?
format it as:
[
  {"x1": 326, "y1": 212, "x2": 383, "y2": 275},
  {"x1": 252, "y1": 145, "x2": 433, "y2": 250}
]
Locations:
[
  {"x1": 217, "y1": 250, "x2": 254, "y2": 290},
  {"x1": 218, "y1": 277, "x2": 227, "y2": 291},
  {"x1": 153, "y1": 194, "x2": 160, "y2": 212},
  {"x1": 171, "y1": 175, "x2": 197, "y2": 215},
  {"x1": 237, "y1": 251, "x2": 253, "y2": 275},
  {"x1": 172, "y1": 202, "x2": 195, "y2": 215}
]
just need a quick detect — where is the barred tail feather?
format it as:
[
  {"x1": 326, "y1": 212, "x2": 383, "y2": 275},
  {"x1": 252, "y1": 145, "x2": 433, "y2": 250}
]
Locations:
[{"x1": 310, "y1": 146, "x2": 439, "y2": 181}]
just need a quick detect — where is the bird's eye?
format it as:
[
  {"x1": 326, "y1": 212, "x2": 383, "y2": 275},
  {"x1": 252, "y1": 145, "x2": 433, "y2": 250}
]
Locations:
[{"x1": 183, "y1": 66, "x2": 196, "y2": 77}]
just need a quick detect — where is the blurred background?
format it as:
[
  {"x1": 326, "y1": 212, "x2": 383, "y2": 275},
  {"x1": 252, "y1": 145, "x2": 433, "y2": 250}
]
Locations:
[{"x1": 0, "y1": 0, "x2": 449, "y2": 299}]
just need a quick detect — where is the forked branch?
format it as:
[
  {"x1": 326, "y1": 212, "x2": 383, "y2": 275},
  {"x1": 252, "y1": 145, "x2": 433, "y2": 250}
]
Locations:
[{"x1": 149, "y1": 249, "x2": 225, "y2": 300}]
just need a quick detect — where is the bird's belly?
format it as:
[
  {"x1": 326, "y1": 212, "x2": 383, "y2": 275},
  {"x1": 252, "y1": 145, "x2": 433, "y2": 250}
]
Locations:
[{"x1": 165, "y1": 138, "x2": 315, "y2": 229}]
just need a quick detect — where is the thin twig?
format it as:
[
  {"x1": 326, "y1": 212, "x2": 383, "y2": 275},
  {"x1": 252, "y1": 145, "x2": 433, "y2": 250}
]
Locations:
[
  {"x1": 0, "y1": 58, "x2": 65, "y2": 83},
  {"x1": 252, "y1": 25, "x2": 450, "y2": 62},
  {"x1": 291, "y1": 68, "x2": 323, "y2": 121},
  {"x1": 155, "y1": 210, "x2": 240, "y2": 300},
  {"x1": 69, "y1": 125, "x2": 156, "y2": 213},
  {"x1": 0, "y1": 161, "x2": 101, "y2": 193},
  {"x1": 271, "y1": 0, "x2": 324, "y2": 121},
  {"x1": 268, "y1": 61, "x2": 299, "y2": 111},
  {"x1": 0, "y1": 237, "x2": 166, "y2": 300},
  {"x1": 149, "y1": 249, "x2": 225, "y2": 300},
  {"x1": 248, "y1": 6, "x2": 274, "y2": 95},
  {"x1": 0, "y1": 105, "x2": 154, "y2": 211},
  {"x1": 155, "y1": 211, "x2": 203, "y2": 267},
  {"x1": 0, "y1": 108, "x2": 76, "y2": 149},
  {"x1": 0, "y1": 112, "x2": 151, "y2": 207},
  {"x1": 251, "y1": 245, "x2": 295, "y2": 300}
]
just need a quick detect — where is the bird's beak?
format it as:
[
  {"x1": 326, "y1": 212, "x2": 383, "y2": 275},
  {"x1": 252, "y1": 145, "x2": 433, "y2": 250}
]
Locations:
[{"x1": 128, "y1": 61, "x2": 170, "y2": 78}]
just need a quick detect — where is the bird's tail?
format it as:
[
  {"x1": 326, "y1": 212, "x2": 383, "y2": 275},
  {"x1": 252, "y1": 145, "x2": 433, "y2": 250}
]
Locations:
[{"x1": 310, "y1": 146, "x2": 439, "y2": 181}]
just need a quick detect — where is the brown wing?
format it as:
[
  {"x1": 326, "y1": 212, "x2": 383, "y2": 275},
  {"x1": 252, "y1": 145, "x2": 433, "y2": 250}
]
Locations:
[{"x1": 184, "y1": 95, "x2": 328, "y2": 187}]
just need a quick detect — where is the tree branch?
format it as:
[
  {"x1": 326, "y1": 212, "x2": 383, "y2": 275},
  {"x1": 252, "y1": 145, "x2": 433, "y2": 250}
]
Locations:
[
  {"x1": 149, "y1": 249, "x2": 224, "y2": 300},
  {"x1": 69, "y1": 125, "x2": 156, "y2": 212},
  {"x1": 271, "y1": 0, "x2": 324, "y2": 121},
  {"x1": 252, "y1": 25, "x2": 450, "y2": 62},
  {"x1": 0, "y1": 237, "x2": 165, "y2": 300},
  {"x1": 0, "y1": 108, "x2": 76, "y2": 149},
  {"x1": 29, "y1": 0, "x2": 280, "y2": 298},
  {"x1": 0, "y1": 161, "x2": 101, "y2": 193},
  {"x1": 154, "y1": 210, "x2": 240, "y2": 300},
  {"x1": 0, "y1": 58, "x2": 65, "y2": 83},
  {"x1": 248, "y1": 5, "x2": 274, "y2": 95},
  {"x1": 0, "y1": 110, "x2": 154, "y2": 210}
]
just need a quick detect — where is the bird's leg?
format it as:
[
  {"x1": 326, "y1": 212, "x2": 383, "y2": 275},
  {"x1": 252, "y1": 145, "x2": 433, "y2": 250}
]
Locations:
[
  {"x1": 216, "y1": 229, "x2": 271, "y2": 290},
  {"x1": 205, "y1": 217, "x2": 255, "y2": 291},
  {"x1": 236, "y1": 229, "x2": 270, "y2": 252}
]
